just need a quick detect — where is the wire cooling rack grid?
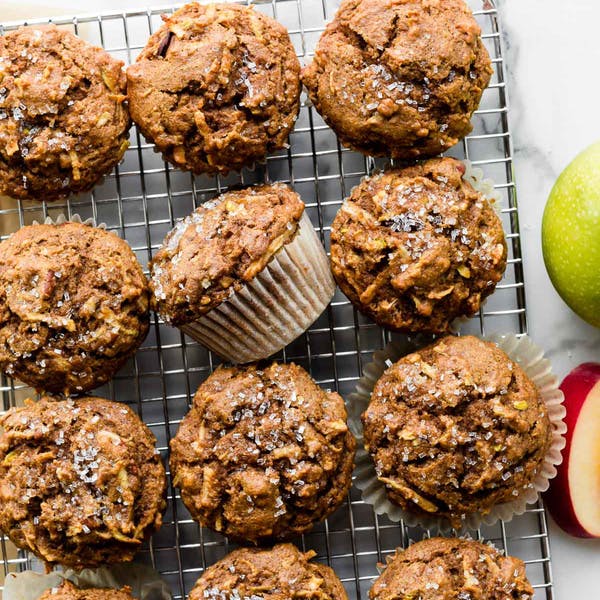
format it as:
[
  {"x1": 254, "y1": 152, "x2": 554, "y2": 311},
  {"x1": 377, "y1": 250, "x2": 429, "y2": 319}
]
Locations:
[{"x1": 0, "y1": 1, "x2": 554, "y2": 598}]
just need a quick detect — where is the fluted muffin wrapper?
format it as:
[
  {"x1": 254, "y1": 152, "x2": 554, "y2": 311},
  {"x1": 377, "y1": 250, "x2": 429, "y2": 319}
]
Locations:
[
  {"x1": 3, "y1": 565, "x2": 171, "y2": 600},
  {"x1": 180, "y1": 211, "x2": 336, "y2": 363},
  {"x1": 348, "y1": 333, "x2": 566, "y2": 532},
  {"x1": 31, "y1": 213, "x2": 105, "y2": 230}
]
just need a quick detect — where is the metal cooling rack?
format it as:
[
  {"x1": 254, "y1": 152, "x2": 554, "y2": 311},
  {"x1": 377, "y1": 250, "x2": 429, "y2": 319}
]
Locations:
[{"x1": 0, "y1": 1, "x2": 555, "y2": 599}]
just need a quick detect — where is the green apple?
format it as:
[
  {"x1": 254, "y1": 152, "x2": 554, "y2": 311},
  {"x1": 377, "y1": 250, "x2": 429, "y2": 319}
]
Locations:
[{"x1": 542, "y1": 141, "x2": 600, "y2": 328}]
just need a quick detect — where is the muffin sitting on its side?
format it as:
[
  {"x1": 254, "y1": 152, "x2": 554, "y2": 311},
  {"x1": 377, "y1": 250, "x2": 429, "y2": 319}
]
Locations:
[
  {"x1": 362, "y1": 335, "x2": 551, "y2": 528},
  {"x1": 0, "y1": 397, "x2": 166, "y2": 568},
  {"x1": 302, "y1": 0, "x2": 492, "y2": 158},
  {"x1": 330, "y1": 157, "x2": 506, "y2": 333},
  {"x1": 0, "y1": 26, "x2": 130, "y2": 201},
  {"x1": 170, "y1": 362, "x2": 355, "y2": 544},
  {"x1": 189, "y1": 544, "x2": 348, "y2": 600},
  {"x1": 370, "y1": 537, "x2": 533, "y2": 600},
  {"x1": 0, "y1": 221, "x2": 149, "y2": 394},
  {"x1": 127, "y1": 2, "x2": 301, "y2": 174},
  {"x1": 150, "y1": 183, "x2": 335, "y2": 363}
]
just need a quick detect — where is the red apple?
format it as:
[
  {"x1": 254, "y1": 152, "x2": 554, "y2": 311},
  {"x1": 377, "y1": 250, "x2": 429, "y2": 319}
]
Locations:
[{"x1": 544, "y1": 362, "x2": 600, "y2": 537}]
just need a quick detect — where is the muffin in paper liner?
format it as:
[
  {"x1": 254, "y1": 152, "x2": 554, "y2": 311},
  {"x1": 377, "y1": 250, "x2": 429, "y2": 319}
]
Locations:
[
  {"x1": 0, "y1": 213, "x2": 149, "y2": 394},
  {"x1": 179, "y1": 211, "x2": 335, "y2": 364},
  {"x1": 348, "y1": 333, "x2": 566, "y2": 532},
  {"x1": 3, "y1": 564, "x2": 171, "y2": 600}
]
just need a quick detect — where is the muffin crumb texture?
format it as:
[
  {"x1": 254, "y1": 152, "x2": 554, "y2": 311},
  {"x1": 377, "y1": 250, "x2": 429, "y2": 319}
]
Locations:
[
  {"x1": 0, "y1": 25, "x2": 130, "y2": 201},
  {"x1": 189, "y1": 544, "x2": 348, "y2": 600},
  {"x1": 370, "y1": 537, "x2": 533, "y2": 600},
  {"x1": 330, "y1": 158, "x2": 506, "y2": 333},
  {"x1": 127, "y1": 2, "x2": 301, "y2": 174},
  {"x1": 38, "y1": 581, "x2": 134, "y2": 600},
  {"x1": 0, "y1": 222, "x2": 149, "y2": 394},
  {"x1": 302, "y1": 0, "x2": 492, "y2": 158},
  {"x1": 150, "y1": 183, "x2": 304, "y2": 324},
  {"x1": 362, "y1": 335, "x2": 551, "y2": 527},
  {"x1": 170, "y1": 362, "x2": 355, "y2": 543},
  {"x1": 0, "y1": 397, "x2": 166, "y2": 568}
]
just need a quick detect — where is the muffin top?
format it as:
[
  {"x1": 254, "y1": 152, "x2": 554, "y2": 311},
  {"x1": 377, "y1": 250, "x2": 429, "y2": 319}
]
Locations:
[
  {"x1": 127, "y1": 2, "x2": 301, "y2": 174},
  {"x1": 38, "y1": 581, "x2": 135, "y2": 600},
  {"x1": 150, "y1": 183, "x2": 304, "y2": 324},
  {"x1": 0, "y1": 222, "x2": 149, "y2": 394},
  {"x1": 0, "y1": 25, "x2": 130, "y2": 201},
  {"x1": 302, "y1": 0, "x2": 492, "y2": 158},
  {"x1": 0, "y1": 396, "x2": 166, "y2": 568},
  {"x1": 370, "y1": 537, "x2": 533, "y2": 600},
  {"x1": 189, "y1": 544, "x2": 348, "y2": 600},
  {"x1": 170, "y1": 362, "x2": 355, "y2": 543},
  {"x1": 330, "y1": 158, "x2": 506, "y2": 333},
  {"x1": 362, "y1": 335, "x2": 552, "y2": 527}
]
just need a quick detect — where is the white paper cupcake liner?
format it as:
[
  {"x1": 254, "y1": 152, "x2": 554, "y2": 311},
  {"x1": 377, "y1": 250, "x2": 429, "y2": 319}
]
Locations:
[
  {"x1": 349, "y1": 332, "x2": 566, "y2": 532},
  {"x1": 3, "y1": 564, "x2": 171, "y2": 600},
  {"x1": 31, "y1": 213, "x2": 105, "y2": 229},
  {"x1": 180, "y1": 211, "x2": 336, "y2": 363}
]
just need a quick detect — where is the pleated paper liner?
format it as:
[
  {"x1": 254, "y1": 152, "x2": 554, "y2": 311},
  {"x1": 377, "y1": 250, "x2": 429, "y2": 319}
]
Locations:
[
  {"x1": 180, "y1": 211, "x2": 336, "y2": 364},
  {"x1": 348, "y1": 332, "x2": 566, "y2": 532}
]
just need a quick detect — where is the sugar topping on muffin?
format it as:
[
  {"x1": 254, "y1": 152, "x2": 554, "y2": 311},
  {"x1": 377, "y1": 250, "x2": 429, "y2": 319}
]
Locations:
[{"x1": 170, "y1": 362, "x2": 355, "y2": 543}]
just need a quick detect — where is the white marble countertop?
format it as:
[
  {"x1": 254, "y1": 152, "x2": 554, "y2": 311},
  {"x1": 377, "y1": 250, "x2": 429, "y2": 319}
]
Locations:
[
  {"x1": 2, "y1": 0, "x2": 600, "y2": 598},
  {"x1": 498, "y1": 1, "x2": 600, "y2": 597}
]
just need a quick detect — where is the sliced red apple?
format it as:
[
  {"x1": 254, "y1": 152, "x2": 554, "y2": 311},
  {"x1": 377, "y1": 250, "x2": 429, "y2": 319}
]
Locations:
[{"x1": 544, "y1": 362, "x2": 600, "y2": 537}]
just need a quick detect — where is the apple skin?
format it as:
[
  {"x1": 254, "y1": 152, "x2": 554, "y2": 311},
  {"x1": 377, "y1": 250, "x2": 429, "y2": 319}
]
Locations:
[
  {"x1": 542, "y1": 140, "x2": 600, "y2": 328},
  {"x1": 544, "y1": 362, "x2": 600, "y2": 537}
]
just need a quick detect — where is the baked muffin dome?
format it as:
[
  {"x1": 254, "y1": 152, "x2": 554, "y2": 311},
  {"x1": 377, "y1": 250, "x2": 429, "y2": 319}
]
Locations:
[
  {"x1": 127, "y1": 2, "x2": 301, "y2": 175},
  {"x1": 362, "y1": 335, "x2": 552, "y2": 527},
  {"x1": 150, "y1": 183, "x2": 304, "y2": 324},
  {"x1": 38, "y1": 581, "x2": 135, "y2": 600},
  {"x1": 370, "y1": 537, "x2": 533, "y2": 600},
  {"x1": 170, "y1": 362, "x2": 355, "y2": 543},
  {"x1": 330, "y1": 158, "x2": 506, "y2": 333},
  {"x1": 302, "y1": 0, "x2": 492, "y2": 158},
  {"x1": 0, "y1": 25, "x2": 130, "y2": 201},
  {"x1": 0, "y1": 221, "x2": 150, "y2": 394},
  {"x1": 0, "y1": 397, "x2": 166, "y2": 568},
  {"x1": 189, "y1": 544, "x2": 348, "y2": 600}
]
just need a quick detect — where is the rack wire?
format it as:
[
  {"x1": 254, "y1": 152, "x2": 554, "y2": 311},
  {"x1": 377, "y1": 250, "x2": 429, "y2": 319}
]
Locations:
[{"x1": 0, "y1": 1, "x2": 554, "y2": 599}]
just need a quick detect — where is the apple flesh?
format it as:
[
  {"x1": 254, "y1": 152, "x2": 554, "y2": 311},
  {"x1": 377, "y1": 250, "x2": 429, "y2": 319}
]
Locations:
[{"x1": 544, "y1": 362, "x2": 600, "y2": 537}]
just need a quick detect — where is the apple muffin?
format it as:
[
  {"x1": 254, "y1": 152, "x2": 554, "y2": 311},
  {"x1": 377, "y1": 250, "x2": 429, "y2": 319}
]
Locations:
[
  {"x1": 302, "y1": 0, "x2": 492, "y2": 159},
  {"x1": 149, "y1": 183, "x2": 334, "y2": 363},
  {"x1": 0, "y1": 397, "x2": 166, "y2": 568},
  {"x1": 38, "y1": 581, "x2": 135, "y2": 600},
  {"x1": 189, "y1": 544, "x2": 348, "y2": 600},
  {"x1": 370, "y1": 537, "x2": 533, "y2": 600},
  {"x1": 362, "y1": 335, "x2": 552, "y2": 527},
  {"x1": 0, "y1": 25, "x2": 130, "y2": 201},
  {"x1": 330, "y1": 158, "x2": 507, "y2": 333},
  {"x1": 0, "y1": 221, "x2": 150, "y2": 394},
  {"x1": 127, "y1": 2, "x2": 301, "y2": 174},
  {"x1": 170, "y1": 362, "x2": 355, "y2": 543}
]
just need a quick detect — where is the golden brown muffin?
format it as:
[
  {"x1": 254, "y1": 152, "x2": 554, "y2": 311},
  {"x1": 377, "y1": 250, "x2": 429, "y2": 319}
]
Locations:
[
  {"x1": 0, "y1": 397, "x2": 166, "y2": 569},
  {"x1": 362, "y1": 336, "x2": 552, "y2": 527},
  {"x1": 189, "y1": 544, "x2": 348, "y2": 600},
  {"x1": 0, "y1": 25, "x2": 130, "y2": 201},
  {"x1": 149, "y1": 183, "x2": 304, "y2": 325},
  {"x1": 330, "y1": 158, "x2": 506, "y2": 333},
  {"x1": 127, "y1": 2, "x2": 301, "y2": 174},
  {"x1": 0, "y1": 221, "x2": 150, "y2": 394},
  {"x1": 302, "y1": 0, "x2": 492, "y2": 158},
  {"x1": 38, "y1": 581, "x2": 135, "y2": 600},
  {"x1": 370, "y1": 537, "x2": 533, "y2": 600},
  {"x1": 170, "y1": 362, "x2": 355, "y2": 544}
]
